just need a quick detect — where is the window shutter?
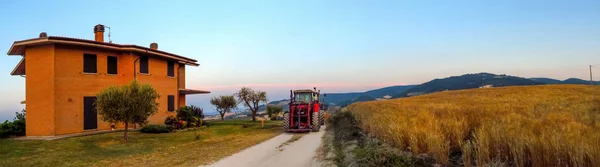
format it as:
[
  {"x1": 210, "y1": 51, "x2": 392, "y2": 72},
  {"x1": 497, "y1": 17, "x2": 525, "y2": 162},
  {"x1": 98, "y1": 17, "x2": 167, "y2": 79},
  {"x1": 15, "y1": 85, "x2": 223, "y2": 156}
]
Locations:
[
  {"x1": 83, "y1": 54, "x2": 97, "y2": 73},
  {"x1": 107, "y1": 56, "x2": 118, "y2": 74},
  {"x1": 168, "y1": 95, "x2": 175, "y2": 111},
  {"x1": 167, "y1": 61, "x2": 174, "y2": 77},
  {"x1": 140, "y1": 56, "x2": 149, "y2": 74}
]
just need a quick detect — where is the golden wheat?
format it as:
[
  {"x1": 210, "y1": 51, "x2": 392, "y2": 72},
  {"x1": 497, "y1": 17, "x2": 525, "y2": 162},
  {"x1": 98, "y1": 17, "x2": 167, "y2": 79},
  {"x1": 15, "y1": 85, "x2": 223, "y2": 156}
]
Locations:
[{"x1": 348, "y1": 85, "x2": 600, "y2": 167}]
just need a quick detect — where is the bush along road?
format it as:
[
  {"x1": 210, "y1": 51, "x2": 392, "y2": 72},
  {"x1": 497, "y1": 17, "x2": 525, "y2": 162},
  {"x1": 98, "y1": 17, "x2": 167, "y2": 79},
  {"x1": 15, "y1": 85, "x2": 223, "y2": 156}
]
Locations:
[{"x1": 320, "y1": 111, "x2": 436, "y2": 167}]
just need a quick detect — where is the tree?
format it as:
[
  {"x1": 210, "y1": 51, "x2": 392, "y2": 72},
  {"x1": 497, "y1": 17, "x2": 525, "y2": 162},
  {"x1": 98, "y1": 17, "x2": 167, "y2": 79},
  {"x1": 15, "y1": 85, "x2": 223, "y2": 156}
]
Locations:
[
  {"x1": 14, "y1": 109, "x2": 25, "y2": 122},
  {"x1": 236, "y1": 87, "x2": 268, "y2": 121},
  {"x1": 95, "y1": 81, "x2": 159, "y2": 143},
  {"x1": 210, "y1": 95, "x2": 237, "y2": 120},
  {"x1": 266, "y1": 105, "x2": 283, "y2": 120}
]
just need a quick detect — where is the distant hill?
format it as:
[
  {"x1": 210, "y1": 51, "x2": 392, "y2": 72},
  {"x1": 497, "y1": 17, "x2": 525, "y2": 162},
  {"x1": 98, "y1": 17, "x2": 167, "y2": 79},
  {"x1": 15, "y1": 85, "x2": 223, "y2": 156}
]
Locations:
[
  {"x1": 323, "y1": 85, "x2": 415, "y2": 105},
  {"x1": 260, "y1": 85, "x2": 415, "y2": 109},
  {"x1": 321, "y1": 92, "x2": 362, "y2": 105},
  {"x1": 530, "y1": 78, "x2": 562, "y2": 84},
  {"x1": 530, "y1": 77, "x2": 599, "y2": 85},
  {"x1": 362, "y1": 85, "x2": 416, "y2": 99},
  {"x1": 268, "y1": 99, "x2": 289, "y2": 106},
  {"x1": 562, "y1": 78, "x2": 599, "y2": 85},
  {"x1": 338, "y1": 95, "x2": 377, "y2": 107},
  {"x1": 264, "y1": 73, "x2": 597, "y2": 108},
  {"x1": 394, "y1": 73, "x2": 542, "y2": 98},
  {"x1": 254, "y1": 99, "x2": 291, "y2": 112}
]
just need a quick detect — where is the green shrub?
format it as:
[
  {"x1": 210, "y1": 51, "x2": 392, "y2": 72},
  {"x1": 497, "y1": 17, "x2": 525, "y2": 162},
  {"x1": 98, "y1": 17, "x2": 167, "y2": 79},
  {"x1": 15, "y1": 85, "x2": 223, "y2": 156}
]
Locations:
[
  {"x1": 0, "y1": 121, "x2": 11, "y2": 138},
  {"x1": 330, "y1": 111, "x2": 430, "y2": 167},
  {"x1": 354, "y1": 138, "x2": 420, "y2": 167},
  {"x1": 177, "y1": 106, "x2": 195, "y2": 122},
  {"x1": 140, "y1": 125, "x2": 172, "y2": 133},
  {"x1": 176, "y1": 106, "x2": 206, "y2": 128},
  {"x1": 15, "y1": 109, "x2": 25, "y2": 122},
  {"x1": 181, "y1": 121, "x2": 188, "y2": 128},
  {"x1": 11, "y1": 110, "x2": 26, "y2": 136},
  {"x1": 0, "y1": 110, "x2": 26, "y2": 139},
  {"x1": 192, "y1": 117, "x2": 202, "y2": 127},
  {"x1": 164, "y1": 115, "x2": 178, "y2": 125},
  {"x1": 190, "y1": 105, "x2": 205, "y2": 119},
  {"x1": 10, "y1": 120, "x2": 25, "y2": 136},
  {"x1": 0, "y1": 129, "x2": 9, "y2": 139}
]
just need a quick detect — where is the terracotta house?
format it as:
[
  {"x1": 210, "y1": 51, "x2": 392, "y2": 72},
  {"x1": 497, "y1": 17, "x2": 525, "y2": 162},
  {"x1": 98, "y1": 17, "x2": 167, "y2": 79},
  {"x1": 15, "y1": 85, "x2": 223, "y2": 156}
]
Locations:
[{"x1": 7, "y1": 24, "x2": 210, "y2": 137}]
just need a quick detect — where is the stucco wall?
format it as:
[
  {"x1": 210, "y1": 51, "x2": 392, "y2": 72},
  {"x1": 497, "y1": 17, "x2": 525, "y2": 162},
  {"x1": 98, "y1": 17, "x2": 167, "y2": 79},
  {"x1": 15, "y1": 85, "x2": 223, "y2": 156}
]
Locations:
[
  {"x1": 135, "y1": 54, "x2": 180, "y2": 124},
  {"x1": 25, "y1": 44, "x2": 56, "y2": 136},
  {"x1": 27, "y1": 44, "x2": 184, "y2": 136},
  {"x1": 178, "y1": 65, "x2": 186, "y2": 107},
  {"x1": 53, "y1": 45, "x2": 123, "y2": 135}
]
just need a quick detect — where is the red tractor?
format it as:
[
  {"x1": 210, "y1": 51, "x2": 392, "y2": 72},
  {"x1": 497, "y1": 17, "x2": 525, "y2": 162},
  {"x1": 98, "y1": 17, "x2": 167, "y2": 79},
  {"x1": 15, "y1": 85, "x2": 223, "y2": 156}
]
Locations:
[{"x1": 283, "y1": 88, "x2": 325, "y2": 132}]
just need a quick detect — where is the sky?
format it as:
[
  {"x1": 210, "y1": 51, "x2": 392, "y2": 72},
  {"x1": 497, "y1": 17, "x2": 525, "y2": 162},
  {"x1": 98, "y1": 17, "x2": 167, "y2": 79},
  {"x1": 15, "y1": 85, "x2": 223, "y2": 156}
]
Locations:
[{"x1": 0, "y1": 0, "x2": 599, "y2": 120}]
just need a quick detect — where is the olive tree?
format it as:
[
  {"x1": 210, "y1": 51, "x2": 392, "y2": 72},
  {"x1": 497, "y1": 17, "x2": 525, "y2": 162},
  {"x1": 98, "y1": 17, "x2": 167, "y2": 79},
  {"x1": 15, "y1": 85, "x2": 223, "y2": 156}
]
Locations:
[
  {"x1": 236, "y1": 87, "x2": 267, "y2": 121},
  {"x1": 95, "y1": 81, "x2": 159, "y2": 143},
  {"x1": 266, "y1": 105, "x2": 283, "y2": 120},
  {"x1": 210, "y1": 95, "x2": 237, "y2": 120}
]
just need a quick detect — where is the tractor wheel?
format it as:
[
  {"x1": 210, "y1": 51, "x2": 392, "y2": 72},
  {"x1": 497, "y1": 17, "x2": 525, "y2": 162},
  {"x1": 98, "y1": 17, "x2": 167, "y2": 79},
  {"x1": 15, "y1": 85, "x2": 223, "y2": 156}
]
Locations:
[
  {"x1": 312, "y1": 111, "x2": 321, "y2": 132},
  {"x1": 319, "y1": 111, "x2": 325, "y2": 125},
  {"x1": 283, "y1": 113, "x2": 289, "y2": 131}
]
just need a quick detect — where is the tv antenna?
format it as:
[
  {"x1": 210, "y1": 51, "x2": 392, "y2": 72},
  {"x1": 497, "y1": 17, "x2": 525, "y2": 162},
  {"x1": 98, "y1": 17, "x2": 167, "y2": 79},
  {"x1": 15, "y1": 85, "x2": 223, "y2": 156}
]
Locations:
[{"x1": 105, "y1": 26, "x2": 112, "y2": 43}]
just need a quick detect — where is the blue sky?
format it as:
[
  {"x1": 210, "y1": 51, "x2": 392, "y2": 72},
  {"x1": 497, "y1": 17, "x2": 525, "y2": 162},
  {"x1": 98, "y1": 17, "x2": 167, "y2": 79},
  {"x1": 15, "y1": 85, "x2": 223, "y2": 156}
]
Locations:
[{"x1": 0, "y1": 0, "x2": 599, "y2": 120}]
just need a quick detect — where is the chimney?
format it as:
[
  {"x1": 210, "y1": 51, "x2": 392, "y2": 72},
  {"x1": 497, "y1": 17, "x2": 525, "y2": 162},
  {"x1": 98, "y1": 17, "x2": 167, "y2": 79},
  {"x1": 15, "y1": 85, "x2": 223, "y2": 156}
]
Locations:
[
  {"x1": 94, "y1": 24, "x2": 105, "y2": 42},
  {"x1": 150, "y1": 42, "x2": 158, "y2": 50}
]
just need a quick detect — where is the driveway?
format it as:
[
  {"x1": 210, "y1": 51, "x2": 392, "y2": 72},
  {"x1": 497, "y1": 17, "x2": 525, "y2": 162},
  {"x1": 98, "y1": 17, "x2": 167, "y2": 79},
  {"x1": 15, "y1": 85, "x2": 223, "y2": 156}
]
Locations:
[{"x1": 203, "y1": 127, "x2": 326, "y2": 167}]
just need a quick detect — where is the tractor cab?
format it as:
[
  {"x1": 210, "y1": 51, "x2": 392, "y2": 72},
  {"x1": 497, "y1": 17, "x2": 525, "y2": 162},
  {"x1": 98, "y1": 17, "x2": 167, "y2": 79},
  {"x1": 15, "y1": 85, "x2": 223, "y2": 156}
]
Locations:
[
  {"x1": 293, "y1": 91, "x2": 317, "y2": 104},
  {"x1": 284, "y1": 88, "x2": 324, "y2": 132}
]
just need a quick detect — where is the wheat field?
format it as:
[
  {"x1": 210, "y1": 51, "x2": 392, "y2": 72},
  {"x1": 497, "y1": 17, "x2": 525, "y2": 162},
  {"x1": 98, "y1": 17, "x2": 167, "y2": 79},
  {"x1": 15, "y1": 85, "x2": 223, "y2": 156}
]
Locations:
[{"x1": 348, "y1": 85, "x2": 600, "y2": 167}]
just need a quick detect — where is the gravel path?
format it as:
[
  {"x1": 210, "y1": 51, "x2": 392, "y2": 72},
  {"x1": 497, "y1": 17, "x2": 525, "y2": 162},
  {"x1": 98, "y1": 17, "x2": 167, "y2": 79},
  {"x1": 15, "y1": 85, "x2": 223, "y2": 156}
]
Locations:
[{"x1": 203, "y1": 127, "x2": 326, "y2": 167}]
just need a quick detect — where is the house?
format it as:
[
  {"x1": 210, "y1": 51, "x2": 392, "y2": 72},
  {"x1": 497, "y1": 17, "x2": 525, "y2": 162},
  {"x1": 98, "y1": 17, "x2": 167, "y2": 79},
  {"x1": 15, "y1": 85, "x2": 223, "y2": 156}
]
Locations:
[
  {"x1": 7, "y1": 24, "x2": 210, "y2": 137},
  {"x1": 407, "y1": 92, "x2": 425, "y2": 97}
]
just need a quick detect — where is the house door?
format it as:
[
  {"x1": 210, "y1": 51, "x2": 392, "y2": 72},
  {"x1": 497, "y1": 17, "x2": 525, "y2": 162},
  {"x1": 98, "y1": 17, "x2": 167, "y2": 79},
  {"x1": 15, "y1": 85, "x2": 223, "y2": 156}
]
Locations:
[{"x1": 83, "y1": 97, "x2": 98, "y2": 130}]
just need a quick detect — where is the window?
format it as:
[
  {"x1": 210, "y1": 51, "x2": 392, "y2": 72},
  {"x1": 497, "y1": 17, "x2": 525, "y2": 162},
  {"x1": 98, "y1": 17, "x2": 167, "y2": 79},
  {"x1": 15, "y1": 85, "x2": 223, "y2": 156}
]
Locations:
[
  {"x1": 294, "y1": 92, "x2": 312, "y2": 103},
  {"x1": 167, "y1": 61, "x2": 174, "y2": 77},
  {"x1": 107, "y1": 56, "x2": 117, "y2": 75},
  {"x1": 83, "y1": 54, "x2": 97, "y2": 73},
  {"x1": 167, "y1": 95, "x2": 175, "y2": 111},
  {"x1": 139, "y1": 56, "x2": 149, "y2": 74}
]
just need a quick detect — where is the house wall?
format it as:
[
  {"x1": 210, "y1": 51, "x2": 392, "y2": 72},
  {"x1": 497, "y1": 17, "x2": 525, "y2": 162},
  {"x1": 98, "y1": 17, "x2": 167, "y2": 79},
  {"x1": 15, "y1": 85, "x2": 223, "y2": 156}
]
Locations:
[
  {"x1": 25, "y1": 44, "x2": 56, "y2": 136},
  {"x1": 178, "y1": 65, "x2": 186, "y2": 107},
  {"x1": 178, "y1": 65, "x2": 186, "y2": 89},
  {"x1": 53, "y1": 45, "x2": 124, "y2": 135},
  {"x1": 27, "y1": 44, "x2": 184, "y2": 136},
  {"x1": 134, "y1": 53, "x2": 181, "y2": 124}
]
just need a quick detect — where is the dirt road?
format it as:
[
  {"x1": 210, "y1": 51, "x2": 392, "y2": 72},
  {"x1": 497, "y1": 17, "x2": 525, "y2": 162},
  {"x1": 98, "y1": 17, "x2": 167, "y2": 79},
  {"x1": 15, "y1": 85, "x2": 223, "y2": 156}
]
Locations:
[{"x1": 203, "y1": 127, "x2": 326, "y2": 167}]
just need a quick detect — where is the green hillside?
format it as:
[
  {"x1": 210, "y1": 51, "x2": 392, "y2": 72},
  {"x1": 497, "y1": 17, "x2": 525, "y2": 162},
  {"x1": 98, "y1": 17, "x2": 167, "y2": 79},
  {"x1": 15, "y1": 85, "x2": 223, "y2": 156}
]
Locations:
[{"x1": 394, "y1": 73, "x2": 542, "y2": 98}]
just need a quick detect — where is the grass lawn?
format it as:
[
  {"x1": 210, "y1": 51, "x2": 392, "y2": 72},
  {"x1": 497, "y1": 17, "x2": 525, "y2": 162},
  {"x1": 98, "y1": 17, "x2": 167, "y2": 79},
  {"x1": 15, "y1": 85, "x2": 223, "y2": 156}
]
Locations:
[{"x1": 0, "y1": 120, "x2": 283, "y2": 167}]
